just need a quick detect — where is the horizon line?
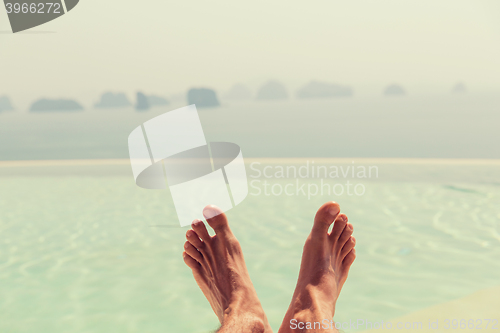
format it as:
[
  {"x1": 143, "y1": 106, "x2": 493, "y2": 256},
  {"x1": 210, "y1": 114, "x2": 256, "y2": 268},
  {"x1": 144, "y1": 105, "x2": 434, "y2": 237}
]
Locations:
[{"x1": 1, "y1": 157, "x2": 500, "y2": 167}]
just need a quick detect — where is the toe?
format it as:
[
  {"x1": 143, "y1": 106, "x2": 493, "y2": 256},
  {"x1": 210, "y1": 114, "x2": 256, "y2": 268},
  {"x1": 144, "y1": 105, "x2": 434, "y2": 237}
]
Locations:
[
  {"x1": 337, "y1": 223, "x2": 354, "y2": 249},
  {"x1": 183, "y1": 251, "x2": 200, "y2": 270},
  {"x1": 191, "y1": 219, "x2": 211, "y2": 242},
  {"x1": 186, "y1": 229, "x2": 204, "y2": 250},
  {"x1": 340, "y1": 236, "x2": 356, "y2": 259},
  {"x1": 184, "y1": 241, "x2": 203, "y2": 262},
  {"x1": 203, "y1": 205, "x2": 231, "y2": 235},
  {"x1": 312, "y1": 201, "x2": 340, "y2": 236},
  {"x1": 342, "y1": 248, "x2": 356, "y2": 269},
  {"x1": 329, "y1": 214, "x2": 348, "y2": 241}
]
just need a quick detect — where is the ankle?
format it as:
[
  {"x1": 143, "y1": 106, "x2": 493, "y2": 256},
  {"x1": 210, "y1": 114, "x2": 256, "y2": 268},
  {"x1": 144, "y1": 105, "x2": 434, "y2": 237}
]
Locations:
[
  {"x1": 227, "y1": 289, "x2": 265, "y2": 315},
  {"x1": 247, "y1": 318, "x2": 266, "y2": 333},
  {"x1": 221, "y1": 313, "x2": 266, "y2": 333},
  {"x1": 291, "y1": 285, "x2": 336, "y2": 319}
]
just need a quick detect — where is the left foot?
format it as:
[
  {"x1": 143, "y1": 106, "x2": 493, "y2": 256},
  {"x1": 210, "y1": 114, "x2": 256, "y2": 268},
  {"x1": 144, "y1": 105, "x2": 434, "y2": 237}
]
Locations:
[{"x1": 182, "y1": 205, "x2": 273, "y2": 333}]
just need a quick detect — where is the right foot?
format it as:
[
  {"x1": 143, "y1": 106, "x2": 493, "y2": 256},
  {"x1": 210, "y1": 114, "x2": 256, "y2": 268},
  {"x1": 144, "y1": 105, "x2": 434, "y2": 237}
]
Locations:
[
  {"x1": 182, "y1": 205, "x2": 273, "y2": 333},
  {"x1": 279, "y1": 202, "x2": 356, "y2": 332}
]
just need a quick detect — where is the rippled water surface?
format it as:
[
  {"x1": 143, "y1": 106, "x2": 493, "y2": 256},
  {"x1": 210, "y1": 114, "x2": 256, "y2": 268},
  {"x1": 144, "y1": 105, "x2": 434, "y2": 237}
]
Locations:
[{"x1": 1, "y1": 161, "x2": 499, "y2": 333}]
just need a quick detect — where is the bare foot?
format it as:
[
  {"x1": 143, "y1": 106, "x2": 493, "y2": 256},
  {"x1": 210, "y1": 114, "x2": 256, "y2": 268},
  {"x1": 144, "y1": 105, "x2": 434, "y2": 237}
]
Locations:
[
  {"x1": 182, "y1": 205, "x2": 273, "y2": 333},
  {"x1": 279, "y1": 202, "x2": 356, "y2": 332}
]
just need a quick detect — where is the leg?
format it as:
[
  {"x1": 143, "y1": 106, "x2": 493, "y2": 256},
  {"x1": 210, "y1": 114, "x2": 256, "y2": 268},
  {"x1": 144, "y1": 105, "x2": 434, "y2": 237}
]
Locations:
[
  {"x1": 182, "y1": 205, "x2": 273, "y2": 333},
  {"x1": 278, "y1": 202, "x2": 356, "y2": 332}
]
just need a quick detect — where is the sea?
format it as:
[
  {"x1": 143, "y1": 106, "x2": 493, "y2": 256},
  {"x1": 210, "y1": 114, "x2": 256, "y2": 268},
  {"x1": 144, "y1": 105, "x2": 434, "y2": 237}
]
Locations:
[{"x1": 0, "y1": 96, "x2": 499, "y2": 332}]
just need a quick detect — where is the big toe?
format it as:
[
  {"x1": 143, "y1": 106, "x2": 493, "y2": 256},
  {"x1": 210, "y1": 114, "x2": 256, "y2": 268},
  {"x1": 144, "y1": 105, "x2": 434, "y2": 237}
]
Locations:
[
  {"x1": 312, "y1": 201, "x2": 341, "y2": 236},
  {"x1": 203, "y1": 205, "x2": 231, "y2": 235}
]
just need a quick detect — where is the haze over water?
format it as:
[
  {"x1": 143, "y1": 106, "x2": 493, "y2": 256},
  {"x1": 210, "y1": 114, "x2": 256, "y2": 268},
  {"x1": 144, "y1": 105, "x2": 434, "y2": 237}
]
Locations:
[{"x1": 1, "y1": 95, "x2": 499, "y2": 160}]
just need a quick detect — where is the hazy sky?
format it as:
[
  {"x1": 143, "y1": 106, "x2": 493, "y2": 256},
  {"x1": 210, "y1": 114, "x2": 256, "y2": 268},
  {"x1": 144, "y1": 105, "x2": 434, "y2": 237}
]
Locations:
[{"x1": 1, "y1": 0, "x2": 500, "y2": 107}]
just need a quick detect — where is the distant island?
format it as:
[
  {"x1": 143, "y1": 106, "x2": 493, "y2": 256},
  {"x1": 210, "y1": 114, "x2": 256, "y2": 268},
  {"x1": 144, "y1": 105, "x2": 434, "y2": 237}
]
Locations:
[
  {"x1": 296, "y1": 81, "x2": 353, "y2": 99},
  {"x1": 452, "y1": 82, "x2": 467, "y2": 94},
  {"x1": 224, "y1": 83, "x2": 253, "y2": 100},
  {"x1": 30, "y1": 98, "x2": 83, "y2": 112},
  {"x1": 0, "y1": 96, "x2": 14, "y2": 112},
  {"x1": 256, "y1": 81, "x2": 288, "y2": 100},
  {"x1": 94, "y1": 92, "x2": 131, "y2": 108},
  {"x1": 136, "y1": 92, "x2": 150, "y2": 111},
  {"x1": 187, "y1": 88, "x2": 220, "y2": 108},
  {"x1": 384, "y1": 84, "x2": 406, "y2": 96}
]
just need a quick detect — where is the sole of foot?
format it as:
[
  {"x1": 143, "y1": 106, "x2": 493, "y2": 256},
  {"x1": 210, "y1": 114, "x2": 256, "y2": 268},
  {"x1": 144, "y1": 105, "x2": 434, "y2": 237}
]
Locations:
[
  {"x1": 182, "y1": 205, "x2": 273, "y2": 333},
  {"x1": 279, "y1": 201, "x2": 356, "y2": 333}
]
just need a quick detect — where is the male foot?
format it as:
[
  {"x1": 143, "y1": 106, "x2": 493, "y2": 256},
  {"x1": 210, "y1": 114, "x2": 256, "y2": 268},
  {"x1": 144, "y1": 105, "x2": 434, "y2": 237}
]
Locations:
[
  {"x1": 182, "y1": 205, "x2": 273, "y2": 333},
  {"x1": 279, "y1": 202, "x2": 356, "y2": 332}
]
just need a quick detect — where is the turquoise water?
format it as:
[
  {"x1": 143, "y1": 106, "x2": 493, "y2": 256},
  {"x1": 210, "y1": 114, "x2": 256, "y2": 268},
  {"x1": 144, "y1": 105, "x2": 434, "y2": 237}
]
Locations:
[{"x1": 1, "y1": 161, "x2": 499, "y2": 332}]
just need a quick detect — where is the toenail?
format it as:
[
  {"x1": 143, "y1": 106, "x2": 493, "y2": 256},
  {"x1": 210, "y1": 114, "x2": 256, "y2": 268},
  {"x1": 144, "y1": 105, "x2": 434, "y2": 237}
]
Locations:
[
  {"x1": 329, "y1": 204, "x2": 340, "y2": 216},
  {"x1": 184, "y1": 243, "x2": 189, "y2": 249},
  {"x1": 191, "y1": 219, "x2": 202, "y2": 226},
  {"x1": 203, "y1": 205, "x2": 223, "y2": 219}
]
